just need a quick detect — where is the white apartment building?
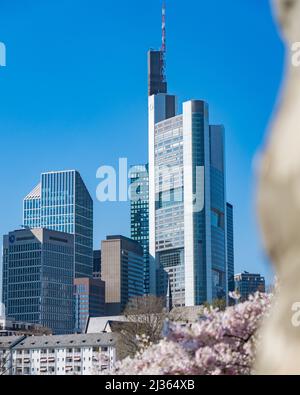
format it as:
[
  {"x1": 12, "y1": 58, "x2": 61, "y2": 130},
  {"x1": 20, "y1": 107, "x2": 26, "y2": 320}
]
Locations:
[{"x1": 2, "y1": 333, "x2": 117, "y2": 375}]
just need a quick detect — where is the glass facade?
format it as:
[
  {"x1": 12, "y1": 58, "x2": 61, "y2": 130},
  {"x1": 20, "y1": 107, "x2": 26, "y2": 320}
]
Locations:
[
  {"x1": 226, "y1": 203, "x2": 234, "y2": 293},
  {"x1": 150, "y1": 98, "x2": 231, "y2": 307},
  {"x1": 23, "y1": 171, "x2": 93, "y2": 278},
  {"x1": 74, "y1": 278, "x2": 105, "y2": 333},
  {"x1": 154, "y1": 115, "x2": 185, "y2": 307},
  {"x1": 210, "y1": 125, "x2": 227, "y2": 301},
  {"x1": 189, "y1": 107, "x2": 211, "y2": 306},
  {"x1": 130, "y1": 165, "x2": 150, "y2": 294},
  {"x1": 234, "y1": 272, "x2": 265, "y2": 302},
  {"x1": 23, "y1": 184, "x2": 41, "y2": 229},
  {"x1": 2, "y1": 229, "x2": 74, "y2": 334},
  {"x1": 93, "y1": 250, "x2": 101, "y2": 279},
  {"x1": 127, "y1": 250, "x2": 144, "y2": 301}
]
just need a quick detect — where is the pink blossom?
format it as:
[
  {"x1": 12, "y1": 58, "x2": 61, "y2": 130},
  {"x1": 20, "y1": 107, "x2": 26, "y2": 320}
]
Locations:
[{"x1": 111, "y1": 293, "x2": 271, "y2": 376}]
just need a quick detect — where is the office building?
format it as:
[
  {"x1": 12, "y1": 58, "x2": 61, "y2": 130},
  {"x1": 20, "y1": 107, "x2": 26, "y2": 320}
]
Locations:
[
  {"x1": 148, "y1": 3, "x2": 233, "y2": 306},
  {"x1": 130, "y1": 164, "x2": 150, "y2": 294},
  {"x1": 93, "y1": 250, "x2": 101, "y2": 279},
  {"x1": 0, "y1": 333, "x2": 116, "y2": 375},
  {"x1": 101, "y1": 236, "x2": 144, "y2": 315},
  {"x1": 2, "y1": 228, "x2": 74, "y2": 334},
  {"x1": 234, "y1": 272, "x2": 266, "y2": 302},
  {"x1": 23, "y1": 170, "x2": 93, "y2": 278},
  {"x1": 226, "y1": 203, "x2": 235, "y2": 293},
  {"x1": 210, "y1": 125, "x2": 227, "y2": 301},
  {"x1": 74, "y1": 278, "x2": 105, "y2": 333}
]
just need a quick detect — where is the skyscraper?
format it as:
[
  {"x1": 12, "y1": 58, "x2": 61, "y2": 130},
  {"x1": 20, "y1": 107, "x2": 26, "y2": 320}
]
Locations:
[
  {"x1": 234, "y1": 272, "x2": 265, "y2": 302},
  {"x1": 210, "y1": 125, "x2": 227, "y2": 301},
  {"x1": 2, "y1": 228, "x2": 74, "y2": 334},
  {"x1": 93, "y1": 250, "x2": 101, "y2": 279},
  {"x1": 101, "y1": 236, "x2": 144, "y2": 315},
  {"x1": 226, "y1": 203, "x2": 235, "y2": 293},
  {"x1": 130, "y1": 164, "x2": 150, "y2": 294},
  {"x1": 149, "y1": 100, "x2": 215, "y2": 306},
  {"x1": 23, "y1": 170, "x2": 93, "y2": 278},
  {"x1": 148, "y1": 2, "x2": 233, "y2": 306},
  {"x1": 74, "y1": 277, "x2": 105, "y2": 333}
]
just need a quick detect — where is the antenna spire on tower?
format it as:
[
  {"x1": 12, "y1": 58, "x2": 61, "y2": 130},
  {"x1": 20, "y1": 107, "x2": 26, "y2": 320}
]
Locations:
[
  {"x1": 161, "y1": 0, "x2": 167, "y2": 83},
  {"x1": 147, "y1": 0, "x2": 168, "y2": 96},
  {"x1": 161, "y1": 0, "x2": 166, "y2": 54}
]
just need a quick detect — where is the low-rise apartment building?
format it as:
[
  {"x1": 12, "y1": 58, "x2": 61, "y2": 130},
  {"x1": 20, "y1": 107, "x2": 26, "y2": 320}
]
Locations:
[{"x1": 0, "y1": 333, "x2": 117, "y2": 375}]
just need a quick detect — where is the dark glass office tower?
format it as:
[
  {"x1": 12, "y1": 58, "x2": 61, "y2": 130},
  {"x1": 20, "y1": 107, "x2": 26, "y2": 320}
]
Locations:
[
  {"x1": 234, "y1": 272, "x2": 265, "y2": 302},
  {"x1": 23, "y1": 170, "x2": 93, "y2": 278},
  {"x1": 74, "y1": 277, "x2": 105, "y2": 333},
  {"x1": 130, "y1": 164, "x2": 150, "y2": 294},
  {"x1": 93, "y1": 250, "x2": 101, "y2": 279},
  {"x1": 2, "y1": 229, "x2": 74, "y2": 334}
]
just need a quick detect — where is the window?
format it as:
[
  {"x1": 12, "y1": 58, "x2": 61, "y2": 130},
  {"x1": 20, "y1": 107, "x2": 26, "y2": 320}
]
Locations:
[{"x1": 211, "y1": 209, "x2": 225, "y2": 229}]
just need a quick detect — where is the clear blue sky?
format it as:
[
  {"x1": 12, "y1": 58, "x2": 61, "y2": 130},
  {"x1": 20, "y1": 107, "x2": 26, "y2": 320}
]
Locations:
[{"x1": 0, "y1": 0, "x2": 284, "y2": 284}]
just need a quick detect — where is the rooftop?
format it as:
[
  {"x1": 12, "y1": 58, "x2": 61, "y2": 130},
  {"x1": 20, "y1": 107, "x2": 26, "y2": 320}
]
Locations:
[
  {"x1": 13, "y1": 333, "x2": 116, "y2": 350},
  {"x1": 0, "y1": 336, "x2": 25, "y2": 349},
  {"x1": 87, "y1": 316, "x2": 127, "y2": 334}
]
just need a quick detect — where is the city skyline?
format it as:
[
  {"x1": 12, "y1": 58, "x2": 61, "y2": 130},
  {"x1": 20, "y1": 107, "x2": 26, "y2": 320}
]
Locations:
[{"x1": 0, "y1": 0, "x2": 282, "y2": 285}]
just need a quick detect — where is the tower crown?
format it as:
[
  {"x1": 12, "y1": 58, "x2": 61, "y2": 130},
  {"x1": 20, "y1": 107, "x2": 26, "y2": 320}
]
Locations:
[{"x1": 148, "y1": 1, "x2": 168, "y2": 96}]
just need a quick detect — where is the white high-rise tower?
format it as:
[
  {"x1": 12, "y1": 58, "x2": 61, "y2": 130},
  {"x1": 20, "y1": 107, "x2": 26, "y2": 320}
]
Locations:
[{"x1": 148, "y1": 2, "x2": 230, "y2": 306}]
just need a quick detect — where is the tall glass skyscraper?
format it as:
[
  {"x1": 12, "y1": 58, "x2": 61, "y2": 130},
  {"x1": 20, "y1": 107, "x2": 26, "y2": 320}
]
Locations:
[
  {"x1": 129, "y1": 165, "x2": 150, "y2": 294},
  {"x1": 149, "y1": 99, "x2": 217, "y2": 306},
  {"x1": 149, "y1": 95, "x2": 234, "y2": 307},
  {"x1": 210, "y1": 125, "x2": 227, "y2": 301},
  {"x1": 226, "y1": 203, "x2": 235, "y2": 293},
  {"x1": 23, "y1": 170, "x2": 93, "y2": 278},
  {"x1": 148, "y1": 4, "x2": 234, "y2": 306}
]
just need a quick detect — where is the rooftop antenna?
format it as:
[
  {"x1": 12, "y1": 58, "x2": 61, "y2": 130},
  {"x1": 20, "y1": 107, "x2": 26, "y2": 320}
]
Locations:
[{"x1": 161, "y1": 0, "x2": 167, "y2": 82}]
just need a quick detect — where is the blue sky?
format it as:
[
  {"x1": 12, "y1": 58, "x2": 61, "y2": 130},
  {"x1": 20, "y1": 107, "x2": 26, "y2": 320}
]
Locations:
[{"x1": 0, "y1": 0, "x2": 284, "y2": 284}]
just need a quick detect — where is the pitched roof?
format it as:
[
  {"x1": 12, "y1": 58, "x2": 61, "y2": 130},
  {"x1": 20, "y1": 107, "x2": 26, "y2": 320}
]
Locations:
[
  {"x1": 87, "y1": 316, "x2": 127, "y2": 333},
  {"x1": 13, "y1": 333, "x2": 116, "y2": 350},
  {"x1": 0, "y1": 336, "x2": 25, "y2": 349}
]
